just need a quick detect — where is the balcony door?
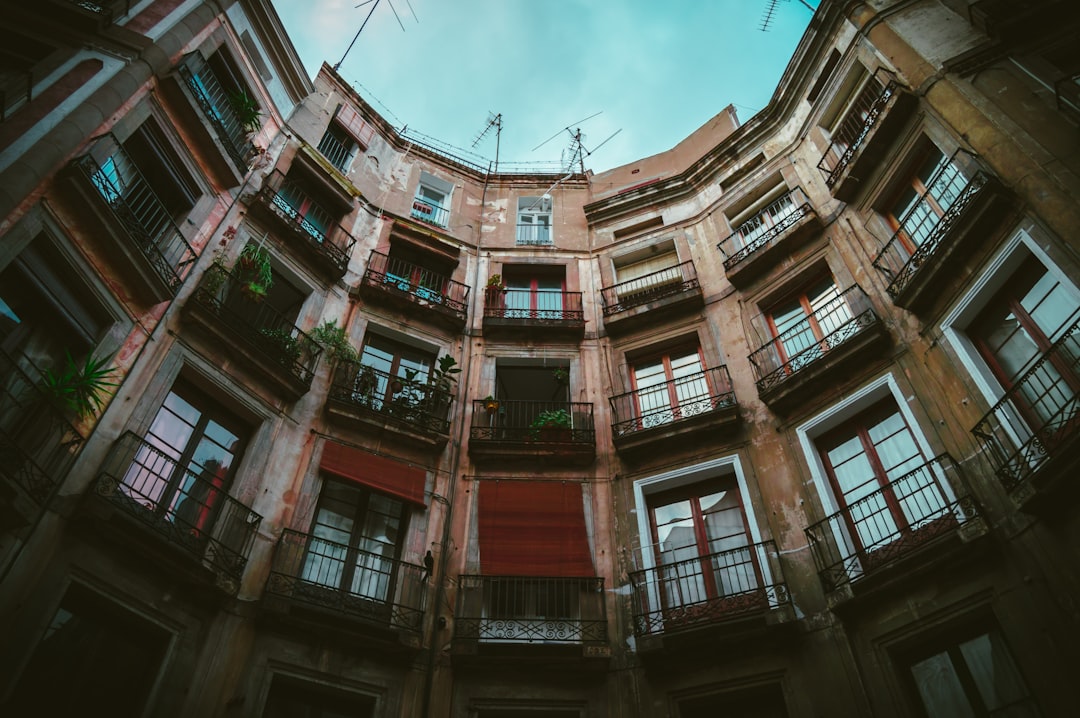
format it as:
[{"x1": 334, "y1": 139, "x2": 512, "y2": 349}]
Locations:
[
  {"x1": 766, "y1": 278, "x2": 851, "y2": 370},
  {"x1": 356, "y1": 334, "x2": 433, "y2": 411},
  {"x1": 631, "y1": 347, "x2": 708, "y2": 429},
  {"x1": 504, "y1": 274, "x2": 564, "y2": 319},
  {"x1": 301, "y1": 480, "x2": 406, "y2": 605},
  {"x1": 816, "y1": 400, "x2": 945, "y2": 562},
  {"x1": 885, "y1": 147, "x2": 965, "y2": 253},
  {"x1": 647, "y1": 477, "x2": 759, "y2": 616}
]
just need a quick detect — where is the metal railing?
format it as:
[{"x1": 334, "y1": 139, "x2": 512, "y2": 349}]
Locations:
[
  {"x1": 66, "y1": 0, "x2": 131, "y2": 19},
  {"x1": 327, "y1": 361, "x2": 454, "y2": 435},
  {"x1": 70, "y1": 134, "x2": 198, "y2": 293},
  {"x1": 316, "y1": 128, "x2": 355, "y2": 172},
  {"x1": 175, "y1": 52, "x2": 255, "y2": 171},
  {"x1": 189, "y1": 264, "x2": 323, "y2": 388},
  {"x1": 1055, "y1": 73, "x2": 1080, "y2": 123},
  {"x1": 600, "y1": 260, "x2": 700, "y2": 315},
  {"x1": 265, "y1": 528, "x2": 426, "y2": 632},
  {"x1": 717, "y1": 188, "x2": 814, "y2": 270},
  {"x1": 410, "y1": 197, "x2": 449, "y2": 227},
  {"x1": 455, "y1": 575, "x2": 607, "y2": 644},
  {"x1": 256, "y1": 170, "x2": 356, "y2": 274},
  {"x1": 483, "y1": 289, "x2": 585, "y2": 322},
  {"x1": 972, "y1": 318, "x2": 1080, "y2": 493},
  {"x1": 362, "y1": 250, "x2": 470, "y2": 315},
  {"x1": 90, "y1": 431, "x2": 262, "y2": 583},
  {"x1": 805, "y1": 454, "x2": 976, "y2": 592},
  {"x1": 629, "y1": 539, "x2": 788, "y2": 636},
  {"x1": 0, "y1": 349, "x2": 84, "y2": 507},
  {"x1": 516, "y1": 223, "x2": 553, "y2": 246},
  {"x1": 872, "y1": 151, "x2": 994, "y2": 300},
  {"x1": 470, "y1": 400, "x2": 595, "y2": 444},
  {"x1": 817, "y1": 68, "x2": 904, "y2": 188},
  {"x1": 748, "y1": 285, "x2": 880, "y2": 394},
  {"x1": 610, "y1": 365, "x2": 735, "y2": 438}
]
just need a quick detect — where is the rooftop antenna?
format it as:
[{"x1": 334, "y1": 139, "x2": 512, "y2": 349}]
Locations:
[
  {"x1": 334, "y1": 0, "x2": 418, "y2": 72},
  {"x1": 471, "y1": 112, "x2": 503, "y2": 172},
  {"x1": 533, "y1": 112, "x2": 621, "y2": 175},
  {"x1": 759, "y1": 0, "x2": 817, "y2": 32}
]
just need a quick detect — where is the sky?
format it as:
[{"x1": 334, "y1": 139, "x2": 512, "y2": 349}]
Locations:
[{"x1": 269, "y1": 0, "x2": 815, "y2": 173}]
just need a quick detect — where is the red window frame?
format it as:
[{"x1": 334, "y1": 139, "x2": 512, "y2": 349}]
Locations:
[{"x1": 629, "y1": 345, "x2": 709, "y2": 424}]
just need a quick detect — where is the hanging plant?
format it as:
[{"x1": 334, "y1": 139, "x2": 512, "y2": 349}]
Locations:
[
  {"x1": 310, "y1": 320, "x2": 359, "y2": 364},
  {"x1": 552, "y1": 367, "x2": 569, "y2": 385},
  {"x1": 236, "y1": 242, "x2": 273, "y2": 300},
  {"x1": 229, "y1": 90, "x2": 262, "y2": 133}
]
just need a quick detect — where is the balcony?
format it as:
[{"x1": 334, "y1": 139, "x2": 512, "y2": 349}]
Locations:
[
  {"x1": 357, "y1": 250, "x2": 469, "y2": 330},
  {"x1": 469, "y1": 400, "x2": 595, "y2": 467},
  {"x1": 325, "y1": 362, "x2": 453, "y2": 450},
  {"x1": 873, "y1": 158, "x2": 1014, "y2": 315},
  {"x1": 174, "y1": 52, "x2": 256, "y2": 175},
  {"x1": 629, "y1": 540, "x2": 791, "y2": 652},
  {"x1": 0, "y1": 350, "x2": 84, "y2": 530},
  {"x1": 411, "y1": 198, "x2": 449, "y2": 228},
  {"x1": 316, "y1": 129, "x2": 356, "y2": 173},
  {"x1": 717, "y1": 188, "x2": 822, "y2": 288},
  {"x1": 454, "y1": 575, "x2": 608, "y2": 659},
  {"x1": 83, "y1": 431, "x2": 262, "y2": 594},
  {"x1": 248, "y1": 169, "x2": 356, "y2": 282},
  {"x1": 67, "y1": 135, "x2": 198, "y2": 302},
  {"x1": 264, "y1": 529, "x2": 425, "y2": 644},
  {"x1": 600, "y1": 260, "x2": 703, "y2": 334},
  {"x1": 818, "y1": 69, "x2": 918, "y2": 203},
  {"x1": 516, "y1": 223, "x2": 553, "y2": 246},
  {"x1": 482, "y1": 289, "x2": 585, "y2": 341},
  {"x1": 972, "y1": 319, "x2": 1080, "y2": 512},
  {"x1": 748, "y1": 285, "x2": 889, "y2": 413},
  {"x1": 805, "y1": 455, "x2": 983, "y2": 601},
  {"x1": 609, "y1": 365, "x2": 738, "y2": 457},
  {"x1": 183, "y1": 265, "x2": 322, "y2": 400}
]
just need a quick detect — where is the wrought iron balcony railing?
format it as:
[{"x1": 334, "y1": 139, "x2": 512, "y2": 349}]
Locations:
[
  {"x1": 516, "y1": 223, "x2": 553, "y2": 246},
  {"x1": 361, "y1": 250, "x2": 470, "y2": 316},
  {"x1": 0, "y1": 349, "x2": 84, "y2": 507},
  {"x1": 971, "y1": 318, "x2": 1080, "y2": 493},
  {"x1": 411, "y1": 198, "x2": 449, "y2": 227},
  {"x1": 175, "y1": 52, "x2": 256, "y2": 172},
  {"x1": 90, "y1": 431, "x2": 262, "y2": 586},
  {"x1": 265, "y1": 528, "x2": 426, "y2": 633},
  {"x1": 600, "y1": 260, "x2": 700, "y2": 315},
  {"x1": 455, "y1": 575, "x2": 607, "y2": 644},
  {"x1": 872, "y1": 152, "x2": 996, "y2": 301},
  {"x1": 805, "y1": 454, "x2": 977, "y2": 592},
  {"x1": 717, "y1": 188, "x2": 814, "y2": 271},
  {"x1": 328, "y1": 361, "x2": 454, "y2": 436},
  {"x1": 748, "y1": 285, "x2": 880, "y2": 394},
  {"x1": 817, "y1": 68, "x2": 904, "y2": 189},
  {"x1": 316, "y1": 129, "x2": 354, "y2": 172},
  {"x1": 483, "y1": 289, "x2": 585, "y2": 322},
  {"x1": 629, "y1": 539, "x2": 789, "y2": 637},
  {"x1": 470, "y1": 400, "x2": 595, "y2": 445},
  {"x1": 70, "y1": 134, "x2": 198, "y2": 294},
  {"x1": 256, "y1": 170, "x2": 356, "y2": 275},
  {"x1": 610, "y1": 365, "x2": 735, "y2": 438},
  {"x1": 189, "y1": 264, "x2": 323, "y2": 388}
]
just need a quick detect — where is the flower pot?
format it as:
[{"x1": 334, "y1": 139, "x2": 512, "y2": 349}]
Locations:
[
  {"x1": 240, "y1": 282, "x2": 267, "y2": 302},
  {"x1": 484, "y1": 400, "x2": 500, "y2": 414},
  {"x1": 390, "y1": 379, "x2": 404, "y2": 394}
]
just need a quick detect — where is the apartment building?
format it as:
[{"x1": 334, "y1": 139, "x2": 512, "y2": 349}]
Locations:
[{"x1": 1, "y1": 1, "x2": 1078, "y2": 716}]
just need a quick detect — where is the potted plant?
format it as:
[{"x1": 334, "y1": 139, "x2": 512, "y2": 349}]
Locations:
[
  {"x1": 229, "y1": 90, "x2": 262, "y2": 134},
  {"x1": 485, "y1": 273, "x2": 507, "y2": 309},
  {"x1": 552, "y1": 367, "x2": 569, "y2": 385},
  {"x1": 310, "y1": 320, "x2": 358, "y2": 364},
  {"x1": 482, "y1": 395, "x2": 500, "y2": 413},
  {"x1": 38, "y1": 351, "x2": 119, "y2": 418},
  {"x1": 258, "y1": 327, "x2": 302, "y2": 366},
  {"x1": 237, "y1": 242, "x2": 273, "y2": 302},
  {"x1": 529, "y1": 408, "x2": 572, "y2": 442}
]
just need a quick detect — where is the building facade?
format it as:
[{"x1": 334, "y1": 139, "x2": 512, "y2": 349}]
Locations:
[{"x1": 1, "y1": 0, "x2": 1078, "y2": 716}]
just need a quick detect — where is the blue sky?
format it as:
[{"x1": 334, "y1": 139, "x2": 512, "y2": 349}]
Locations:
[{"x1": 269, "y1": 0, "x2": 814, "y2": 172}]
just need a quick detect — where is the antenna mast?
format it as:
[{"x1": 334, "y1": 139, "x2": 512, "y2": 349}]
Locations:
[
  {"x1": 471, "y1": 112, "x2": 503, "y2": 172},
  {"x1": 335, "y1": 0, "x2": 416, "y2": 72}
]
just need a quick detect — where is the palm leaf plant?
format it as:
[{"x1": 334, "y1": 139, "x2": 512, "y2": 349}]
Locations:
[{"x1": 38, "y1": 352, "x2": 119, "y2": 418}]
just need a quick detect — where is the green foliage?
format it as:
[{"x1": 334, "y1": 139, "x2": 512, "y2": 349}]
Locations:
[
  {"x1": 310, "y1": 320, "x2": 359, "y2": 364},
  {"x1": 229, "y1": 90, "x2": 262, "y2": 133},
  {"x1": 237, "y1": 242, "x2": 273, "y2": 300},
  {"x1": 486, "y1": 274, "x2": 506, "y2": 290},
  {"x1": 552, "y1": 367, "x2": 569, "y2": 384},
  {"x1": 258, "y1": 327, "x2": 301, "y2": 364},
  {"x1": 38, "y1": 352, "x2": 119, "y2": 418},
  {"x1": 529, "y1": 408, "x2": 572, "y2": 440}
]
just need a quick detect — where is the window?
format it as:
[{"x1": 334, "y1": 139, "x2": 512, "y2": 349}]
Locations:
[
  {"x1": 902, "y1": 627, "x2": 1040, "y2": 717},
  {"x1": 118, "y1": 381, "x2": 248, "y2": 535},
  {"x1": 503, "y1": 269, "x2": 565, "y2": 319},
  {"x1": 317, "y1": 105, "x2": 373, "y2": 173},
  {"x1": 820, "y1": 64, "x2": 882, "y2": 160},
  {"x1": 384, "y1": 243, "x2": 455, "y2": 304},
  {"x1": 883, "y1": 146, "x2": 966, "y2": 251},
  {"x1": 815, "y1": 398, "x2": 947, "y2": 559},
  {"x1": 631, "y1": 346, "x2": 709, "y2": 429},
  {"x1": 725, "y1": 183, "x2": 800, "y2": 253},
  {"x1": 766, "y1": 277, "x2": 852, "y2": 368},
  {"x1": 270, "y1": 172, "x2": 336, "y2": 244},
  {"x1": 968, "y1": 255, "x2": 1079, "y2": 429},
  {"x1": 3, "y1": 584, "x2": 169, "y2": 717},
  {"x1": 611, "y1": 243, "x2": 681, "y2": 303},
  {"x1": 0, "y1": 30, "x2": 66, "y2": 121},
  {"x1": 516, "y1": 196, "x2": 552, "y2": 245},
  {"x1": 262, "y1": 676, "x2": 375, "y2": 718},
  {"x1": 411, "y1": 172, "x2": 452, "y2": 227},
  {"x1": 352, "y1": 333, "x2": 434, "y2": 411},
  {"x1": 300, "y1": 479, "x2": 407, "y2": 605},
  {"x1": 647, "y1": 476, "x2": 758, "y2": 613}
]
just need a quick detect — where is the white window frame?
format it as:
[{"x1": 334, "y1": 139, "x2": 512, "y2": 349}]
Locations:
[
  {"x1": 516, "y1": 196, "x2": 553, "y2": 246},
  {"x1": 412, "y1": 172, "x2": 453, "y2": 228}
]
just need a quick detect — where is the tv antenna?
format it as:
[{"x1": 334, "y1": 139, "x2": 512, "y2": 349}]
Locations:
[
  {"x1": 471, "y1": 112, "x2": 503, "y2": 172},
  {"x1": 759, "y1": 0, "x2": 817, "y2": 32},
  {"x1": 334, "y1": 0, "x2": 419, "y2": 72},
  {"x1": 532, "y1": 112, "x2": 621, "y2": 175}
]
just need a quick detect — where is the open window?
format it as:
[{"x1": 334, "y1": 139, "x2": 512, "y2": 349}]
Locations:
[
  {"x1": 516, "y1": 196, "x2": 553, "y2": 246},
  {"x1": 503, "y1": 267, "x2": 566, "y2": 320},
  {"x1": 411, "y1": 172, "x2": 452, "y2": 228},
  {"x1": 611, "y1": 240, "x2": 681, "y2": 304},
  {"x1": 317, "y1": 104, "x2": 374, "y2": 173}
]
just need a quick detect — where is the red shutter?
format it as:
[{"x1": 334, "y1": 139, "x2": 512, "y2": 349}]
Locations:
[
  {"x1": 334, "y1": 105, "x2": 375, "y2": 147},
  {"x1": 319, "y1": 441, "x2": 426, "y2": 506},
  {"x1": 478, "y1": 481, "x2": 595, "y2": 577}
]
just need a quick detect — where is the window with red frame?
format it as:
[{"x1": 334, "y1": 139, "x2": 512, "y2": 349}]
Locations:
[
  {"x1": 503, "y1": 269, "x2": 565, "y2": 319},
  {"x1": 765, "y1": 277, "x2": 851, "y2": 368},
  {"x1": 883, "y1": 146, "x2": 967, "y2": 252},
  {"x1": 631, "y1": 346, "x2": 708, "y2": 429}
]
